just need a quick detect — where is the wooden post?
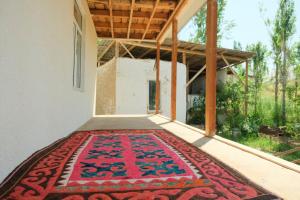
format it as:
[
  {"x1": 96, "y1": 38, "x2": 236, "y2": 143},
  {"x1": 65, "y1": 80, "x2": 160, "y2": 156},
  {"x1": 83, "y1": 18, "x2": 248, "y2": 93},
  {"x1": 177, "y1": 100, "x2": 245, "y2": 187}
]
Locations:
[
  {"x1": 245, "y1": 60, "x2": 249, "y2": 116},
  {"x1": 205, "y1": 0, "x2": 217, "y2": 136},
  {"x1": 115, "y1": 41, "x2": 119, "y2": 58},
  {"x1": 171, "y1": 18, "x2": 178, "y2": 121},
  {"x1": 155, "y1": 42, "x2": 161, "y2": 114}
]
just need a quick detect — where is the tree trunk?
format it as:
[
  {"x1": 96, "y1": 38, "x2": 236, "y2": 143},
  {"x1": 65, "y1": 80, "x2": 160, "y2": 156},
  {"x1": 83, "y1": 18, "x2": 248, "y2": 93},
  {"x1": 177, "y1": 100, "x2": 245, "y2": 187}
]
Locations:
[
  {"x1": 281, "y1": 39, "x2": 287, "y2": 126},
  {"x1": 274, "y1": 62, "x2": 279, "y2": 126}
]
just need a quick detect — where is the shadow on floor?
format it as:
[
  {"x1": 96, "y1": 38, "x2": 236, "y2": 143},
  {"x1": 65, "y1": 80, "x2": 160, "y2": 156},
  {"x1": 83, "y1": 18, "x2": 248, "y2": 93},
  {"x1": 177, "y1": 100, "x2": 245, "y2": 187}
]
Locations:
[
  {"x1": 192, "y1": 136, "x2": 212, "y2": 148},
  {"x1": 78, "y1": 116, "x2": 163, "y2": 131}
]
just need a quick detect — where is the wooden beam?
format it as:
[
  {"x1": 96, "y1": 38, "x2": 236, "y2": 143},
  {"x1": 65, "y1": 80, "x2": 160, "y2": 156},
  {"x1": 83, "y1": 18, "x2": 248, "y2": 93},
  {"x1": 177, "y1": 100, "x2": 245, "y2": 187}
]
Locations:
[
  {"x1": 115, "y1": 41, "x2": 119, "y2": 57},
  {"x1": 157, "y1": 0, "x2": 187, "y2": 43},
  {"x1": 97, "y1": 32, "x2": 156, "y2": 40},
  {"x1": 142, "y1": 0, "x2": 160, "y2": 40},
  {"x1": 122, "y1": 41, "x2": 245, "y2": 62},
  {"x1": 245, "y1": 60, "x2": 249, "y2": 116},
  {"x1": 95, "y1": 22, "x2": 161, "y2": 32},
  {"x1": 90, "y1": 0, "x2": 176, "y2": 10},
  {"x1": 108, "y1": 0, "x2": 114, "y2": 38},
  {"x1": 221, "y1": 54, "x2": 246, "y2": 86},
  {"x1": 155, "y1": 42, "x2": 161, "y2": 114},
  {"x1": 171, "y1": 18, "x2": 178, "y2": 121},
  {"x1": 205, "y1": 0, "x2": 217, "y2": 137},
  {"x1": 127, "y1": 0, "x2": 135, "y2": 38},
  {"x1": 182, "y1": 52, "x2": 187, "y2": 65},
  {"x1": 186, "y1": 65, "x2": 206, "y2": 88},
  {"x1": 98, "y1": 40, "x2": 115, "y2": 62},
  {"x1": 138, "y1": 48, "x2": 153, "y2": 58},
  {"x1": 121, "y1": 45, "x2": 135, "y2": 57},
  {"x1": 91, "y1": 10, "x2": 168, "y2": 21},
  {"x1": 120, "y1": 42, "x2": 135, "y2": 59}
]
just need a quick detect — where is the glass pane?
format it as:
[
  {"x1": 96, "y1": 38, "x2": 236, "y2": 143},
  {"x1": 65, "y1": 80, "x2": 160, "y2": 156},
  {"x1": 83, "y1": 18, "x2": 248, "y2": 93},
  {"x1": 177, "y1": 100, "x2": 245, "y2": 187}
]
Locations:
[
  {"x1": 149, "y1": 81, "x2": 156, "y2": 110},
  {"x1": 76, "y1": 30, "x2": 82, "y2": 88},
  {"x1": 74, "y1": 1, "x2": 82, "y2": 29}
]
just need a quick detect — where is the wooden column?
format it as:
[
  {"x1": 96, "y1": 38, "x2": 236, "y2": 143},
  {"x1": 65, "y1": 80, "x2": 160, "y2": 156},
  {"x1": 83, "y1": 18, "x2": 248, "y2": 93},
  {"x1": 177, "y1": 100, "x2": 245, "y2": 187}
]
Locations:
[
  {"x1": 155, "y1": 42, "x2": 161, "y2": 114},
  {"x1": 244, "y1": 60, "x2": 249, "y2": 116},
  {"x1": 171, "y1": 18, "x2": 178, "y2": 121},
  {"x1": 205, "y1": 0, "x2": 217, "y2": 136},
  {"x1": 115, "y1": 41, "x2": 119, "y2": 58}
]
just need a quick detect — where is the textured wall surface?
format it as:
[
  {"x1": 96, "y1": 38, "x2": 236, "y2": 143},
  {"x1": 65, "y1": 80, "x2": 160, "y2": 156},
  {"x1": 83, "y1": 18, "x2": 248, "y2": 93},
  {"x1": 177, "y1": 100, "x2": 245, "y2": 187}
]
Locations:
[
  {"x1": 0, "y1": 0, "x2": 97, "y2": 181},
  {"x1": 96, "y1": 58, "x2": 116, "y2": 115}
]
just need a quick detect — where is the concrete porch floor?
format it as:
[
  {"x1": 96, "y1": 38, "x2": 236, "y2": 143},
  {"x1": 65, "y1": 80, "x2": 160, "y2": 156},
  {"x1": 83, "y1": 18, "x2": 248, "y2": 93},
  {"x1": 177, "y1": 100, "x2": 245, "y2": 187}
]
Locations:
[{"x1": 78, "y1": 114, "x2": 300, "y2": 200}]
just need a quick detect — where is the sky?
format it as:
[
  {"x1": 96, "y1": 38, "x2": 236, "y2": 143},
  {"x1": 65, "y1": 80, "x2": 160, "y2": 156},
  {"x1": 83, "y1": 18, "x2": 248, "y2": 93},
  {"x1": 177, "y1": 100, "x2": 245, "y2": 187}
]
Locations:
[{"x1": 179, "y1": 0, "x2": 300, "y2": 50}]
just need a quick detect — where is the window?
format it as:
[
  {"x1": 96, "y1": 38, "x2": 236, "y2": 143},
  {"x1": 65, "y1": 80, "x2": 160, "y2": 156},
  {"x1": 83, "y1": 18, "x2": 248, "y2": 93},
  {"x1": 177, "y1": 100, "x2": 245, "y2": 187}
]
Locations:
[
  {"x1": 73, "y1": 1, "x2": 84, "y2": 90},
  {"x1": 148, "y1": 80, "x2": 156, "y2": 111}
]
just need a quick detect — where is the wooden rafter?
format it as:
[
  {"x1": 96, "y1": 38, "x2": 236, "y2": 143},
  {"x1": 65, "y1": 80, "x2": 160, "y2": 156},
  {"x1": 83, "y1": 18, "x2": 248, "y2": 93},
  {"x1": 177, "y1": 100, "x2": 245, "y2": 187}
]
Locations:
[
  {"x1": 127, "y1": 0, "x2": 135, "y2": 38},
  {"x1": 108, "y1": 0, "x2": 114, "y2": 38},
  {"x1": 98, "y1": 40, "x2": 115, "y2": 62},
  {"x1": 138, "y1": 48, "x2": 153, "y2": 58},
  {"x1": 186, "y1": 65, "x2": 206, "y2": 88},
  {"x1": 121, "y1": 45, "x2": 135, "y2": 57},
  {"x1": 123, "y1": 41, "x2": 246, "y2": 62},
  {"x1": 142, "y1": 0, "x2": 160, "y2": 40},
  {"x1": 221, "y1": 54, "x2": 245, "y2": 86},
  {"x1": 120, "y1": 42, "x2": 135, "y2": 59}
]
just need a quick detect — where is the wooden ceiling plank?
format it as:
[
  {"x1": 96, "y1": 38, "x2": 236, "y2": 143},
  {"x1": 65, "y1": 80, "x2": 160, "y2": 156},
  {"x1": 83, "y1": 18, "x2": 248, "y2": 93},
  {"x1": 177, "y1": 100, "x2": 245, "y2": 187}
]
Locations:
[
  {"x1": 90, "y1": 9, "x2": 168, "y2": 21},
  {"x1": 95, "y1": 22, "x2": 161, "y2": 31},
  {"x1": 90, "y1": 0, "x2": 176, "y2": 10},
  {"x1": 142, "y1": 0, "x2": 160, "y2": 40},
  {"x1": 127, "y1": 0, "x2": 135, "y2": 38}
]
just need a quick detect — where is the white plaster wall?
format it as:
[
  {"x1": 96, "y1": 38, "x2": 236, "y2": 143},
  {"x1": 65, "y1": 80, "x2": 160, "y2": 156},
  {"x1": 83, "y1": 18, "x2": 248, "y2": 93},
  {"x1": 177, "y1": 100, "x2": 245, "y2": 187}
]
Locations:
[
  {"x1": 115, "y1": 58, "x2": 186, "y2": 123},
  {"x1": 0, "y1": 0, "x2": 97, "y2": 181}
]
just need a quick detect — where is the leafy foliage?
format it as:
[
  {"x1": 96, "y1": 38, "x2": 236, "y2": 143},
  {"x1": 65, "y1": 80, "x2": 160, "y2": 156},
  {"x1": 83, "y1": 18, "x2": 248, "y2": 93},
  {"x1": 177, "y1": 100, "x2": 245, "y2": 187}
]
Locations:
[{"x1": 191, "y1": 0, "x2": 235, "y2": 45}]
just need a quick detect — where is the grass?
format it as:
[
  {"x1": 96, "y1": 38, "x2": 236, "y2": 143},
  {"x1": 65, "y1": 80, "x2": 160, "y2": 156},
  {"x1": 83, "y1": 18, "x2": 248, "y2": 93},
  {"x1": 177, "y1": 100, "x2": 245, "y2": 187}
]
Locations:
[{"x1": 218, "y1": 132, "x2": 300, "y2": 164}]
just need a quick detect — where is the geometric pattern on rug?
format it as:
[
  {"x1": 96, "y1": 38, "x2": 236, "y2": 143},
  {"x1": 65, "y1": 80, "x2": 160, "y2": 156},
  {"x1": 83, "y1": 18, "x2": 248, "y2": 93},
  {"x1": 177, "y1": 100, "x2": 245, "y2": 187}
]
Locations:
[{"x1": 0, "y1": 129, "x2": 280, "y2": 200}]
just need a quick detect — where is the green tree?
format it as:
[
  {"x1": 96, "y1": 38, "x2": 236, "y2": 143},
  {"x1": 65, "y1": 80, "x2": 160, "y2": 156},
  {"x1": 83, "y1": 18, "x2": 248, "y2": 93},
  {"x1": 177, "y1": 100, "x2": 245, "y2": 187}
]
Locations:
[
  {"x1": 247, "y1": 42, "x2": 269, "y2": 114},
  {"x1": 271, "y1": 16, "x2": 282, "y2": 126},
  {"x1": 276, "y1": 0, "x2": 296, "y2": 125},
  {"x1": 191, "y1": 0, "x2": 234, "y2": 45}
]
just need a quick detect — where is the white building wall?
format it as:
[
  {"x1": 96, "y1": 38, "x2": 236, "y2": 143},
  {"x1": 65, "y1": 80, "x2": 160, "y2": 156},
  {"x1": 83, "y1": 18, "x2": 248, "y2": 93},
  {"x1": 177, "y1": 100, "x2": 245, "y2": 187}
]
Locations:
[
  {"x1": 0, "y1": 0, "x2": 97, "y2": 181},
  {"x1": 115, "y1": 58, "x2": 186, "y2": 123}
]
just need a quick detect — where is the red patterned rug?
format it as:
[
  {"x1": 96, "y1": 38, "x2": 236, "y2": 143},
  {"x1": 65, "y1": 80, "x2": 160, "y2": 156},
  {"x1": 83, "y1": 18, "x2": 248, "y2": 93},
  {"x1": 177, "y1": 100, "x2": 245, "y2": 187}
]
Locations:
[{"x1": 0, "y1": 129, "x2": 280, "y2": 200}]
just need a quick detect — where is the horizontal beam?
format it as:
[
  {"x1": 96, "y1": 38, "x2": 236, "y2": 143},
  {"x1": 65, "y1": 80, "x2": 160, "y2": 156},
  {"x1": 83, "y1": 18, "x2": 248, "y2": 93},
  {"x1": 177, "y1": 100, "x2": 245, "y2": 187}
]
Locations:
[
  {"x1": 95, "y1": 22, "x2": 161, "y2": 32},
  {"x1": 123, "y1": 41, "x2": 246, "y2": 62},
  {"x1": 90, "y1": 0, "x2": 176, "y2": 9},
  {"x1": 97, "y1": 32, "x2": 156, "y2": 40},
  {"x1": 91, "y1": 9, "x2": 168, "y2": 21}
]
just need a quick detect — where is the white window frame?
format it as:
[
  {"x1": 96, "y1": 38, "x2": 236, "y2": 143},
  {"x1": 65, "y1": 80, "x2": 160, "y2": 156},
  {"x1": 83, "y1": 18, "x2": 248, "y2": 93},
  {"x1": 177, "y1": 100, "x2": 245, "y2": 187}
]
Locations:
[{"x1": 73, "y1": 0, "x2": 85, "y2": 91}]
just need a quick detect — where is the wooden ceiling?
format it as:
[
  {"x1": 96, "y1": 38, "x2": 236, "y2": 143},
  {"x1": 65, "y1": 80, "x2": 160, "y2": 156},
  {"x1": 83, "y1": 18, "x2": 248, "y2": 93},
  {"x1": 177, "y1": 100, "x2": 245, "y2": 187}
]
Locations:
[{"x1": 87, "y1": 0, "x2": 181, "y2": 41}]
